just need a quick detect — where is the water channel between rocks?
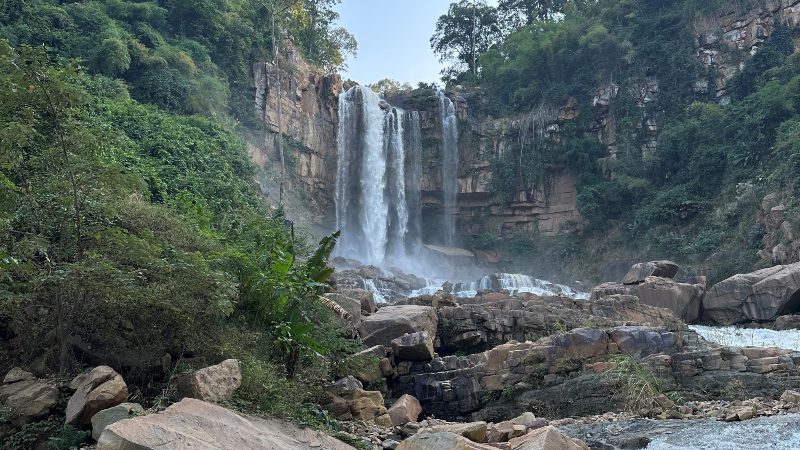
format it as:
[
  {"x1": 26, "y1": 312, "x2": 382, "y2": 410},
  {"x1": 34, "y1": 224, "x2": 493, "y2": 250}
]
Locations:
[{"x1": 644, "y1": 413, "x2": 800, "y2": 449}]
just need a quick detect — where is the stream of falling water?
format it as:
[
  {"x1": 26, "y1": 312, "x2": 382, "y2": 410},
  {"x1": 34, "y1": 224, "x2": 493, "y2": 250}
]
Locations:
[{"x1": 438, "y1": 90, "x2": 459, "y2": 248}]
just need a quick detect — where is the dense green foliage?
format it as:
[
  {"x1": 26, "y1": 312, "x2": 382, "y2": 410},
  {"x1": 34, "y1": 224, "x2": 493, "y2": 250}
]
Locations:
[
  {"x1": 0, "y1": 0, "x2": 355, "y2": 125},
  {"x1": 0, "y1": 35, "x2": 354, "y2": 435},
  {"x1": 436, "y1": 0, "x2": 799, "y2": 281}
]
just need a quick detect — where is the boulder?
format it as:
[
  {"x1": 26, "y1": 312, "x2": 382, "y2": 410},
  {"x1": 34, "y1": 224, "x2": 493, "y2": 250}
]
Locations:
[
  {"x1": 775, "y1": 315, "x2": 800, "y2": 330},
  {"x1": 703, "y1": 263, "x2": 800, "y2": 324},
  {"x1": 91, "y1": 402, "x2": 144, "y2": 440},
  {"x1": 325, "y1": 293, "x2": 363, "y2": 328},
  {"x1": 339, "y1": 288, "x2": 377, "y2": 314},
  {"x1": 0, "y1": 368, "x2": 58, "y2": 425},
  {"x1": 551, "y1": 328, "x2": 609, "y2": 359},
  {"x1": 507, "y1": 426, "x2": 589, "y2": 450},
  {"x1": 359, "y1": 305, "x2": 438, "y2": 348},
  {"x1": 323, "y1": 378, "x2": 388, "y2": 422},
  {"x1": 396, "y1": 432, "x2": 494, "y2": 450},
  {"x1": 97, "y1": 398, "x2": 356, "y2": 449},
  {"x1": 622, "y1": 261, "x2": 679, "y2": 285},
  {"x1": 66, "y1": 366, "x2": 128, "y2": 426},
  {"x1": 391, "y1": 332, "x2": 435, "y2": 362},
  {"x1": 608, "y1": 326, "x2": 678, "y2": 358},
  {"x1": 341, "y1": 346, "x2": 386, "y2": 383},
  {"x1": 511, "y1": 412, "x2": 547, "y2": 431},
  {"x1": 388, "y1": 394, "x2": 422, "y2": 426},
  {"x1": 781, "y1": 389, "x2": 800, "y2": 405},
  {"x1": 589, "y1": 282, "x2": 634, "y2": 301},
  {"x1": 176, "y1": 359, "x2": 241, "y2": 403},
  {"x1": 636, "y1": 276, "x2": 704, "y2": 323},
  {"x1": 419, "y1": 421, "x2": 488, "y2": 443}
]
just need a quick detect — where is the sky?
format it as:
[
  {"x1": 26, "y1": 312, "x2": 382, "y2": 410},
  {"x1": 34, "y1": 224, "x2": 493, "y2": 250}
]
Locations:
[{"x1": 334, "y1": 0, "x2": 497, "y2": 86}]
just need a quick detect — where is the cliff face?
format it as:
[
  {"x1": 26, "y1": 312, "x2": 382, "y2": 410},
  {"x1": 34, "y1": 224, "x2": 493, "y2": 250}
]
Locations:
[
  {"x1": 251, "y1": 41, "x2": 348, "y2": 231},
  {"x1": 695, "y1": 0, "x2": 800, "y2": 103},
  {"x1": 250, "y1": 2, "x2": 800, "y2": 246}
]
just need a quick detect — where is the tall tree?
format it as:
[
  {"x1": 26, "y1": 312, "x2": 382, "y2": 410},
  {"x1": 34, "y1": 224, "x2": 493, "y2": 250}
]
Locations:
[{"x1": 430, "y1": 0, "x2": 502, "y2": 77}]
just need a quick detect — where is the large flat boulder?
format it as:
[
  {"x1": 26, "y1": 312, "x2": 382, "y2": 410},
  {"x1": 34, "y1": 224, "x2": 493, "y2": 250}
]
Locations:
[
  {"x1": 66, "y1": 366, "x2": 128, "y2": 426},
  {"x1": 622, "y1": 261, "x2": 679, "y2": 285},
  {"x1": 637, "y1": 276, "x2": 704, "y2": 323},
  {"x1": 508, "y1": 426, "x2": 589, "y2": 450},
  {"x1": 397, "y1": 432, "x2": 494, "y2": 450},
  {"x1": 359, "y1": 305, "x2": 437, "y2": 348},
  {"x1": 703, "y1": 263, "x2": 800, "y2": 324},
  {"x1": 97, "y1": 398, "x2": 356, "y2": 449}
]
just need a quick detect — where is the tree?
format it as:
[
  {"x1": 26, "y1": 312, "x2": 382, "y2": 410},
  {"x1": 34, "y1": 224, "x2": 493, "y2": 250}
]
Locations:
[
  {"x1": 368, "y1": 78, "x2": 413, "y2": 95},
  {"x1": 498, "y1": 0, "x2": 564, "y2": 24},
  {"x1": 431, "y1": 0, "x2": 503, "y2": 77}
]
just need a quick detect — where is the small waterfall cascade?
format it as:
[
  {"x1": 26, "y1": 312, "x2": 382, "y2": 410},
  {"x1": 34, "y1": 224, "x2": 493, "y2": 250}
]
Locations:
[
  {"x1": 335, "y1": 86, "x2": 423, "y2": 266},
  {"x1": 438, "y1": 91, "x2": 459, "y2": 247},
  {"x1": 451, "y1": 273, "x2": 588, "y2": 299}
]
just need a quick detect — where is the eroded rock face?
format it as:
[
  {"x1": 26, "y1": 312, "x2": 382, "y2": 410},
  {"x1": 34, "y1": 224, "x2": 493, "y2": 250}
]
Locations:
[
  {"x1": 703, "y1": 262, "x2": 800, "y2": 324},
  {"x1": 509, "y1": 426, "x2": 589, "y2": 450},
  {"x1": 176, "y1": 359, "x2": 241, "y2": 403},
  {"x1": 97, "y1": 398, "x2": 357, "y2": 449},
  {"x1": 66, "y1": 366, "x2": 128, "y2": 426},
  {"x1": 636, "y1": 277, "x2": 704, "y2": 323},
  {"x1": 360, "y1": 305, "x2": 438, "y2": 348},
  {"x1": 622, "y1": 261, "x2": 679, "y2": 285},
  {"x1": 0, "y1": 368, "x2": 58, "y2": 426}
]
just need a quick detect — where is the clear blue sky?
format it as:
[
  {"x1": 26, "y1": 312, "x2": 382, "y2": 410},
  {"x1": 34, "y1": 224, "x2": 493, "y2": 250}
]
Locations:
[{"x1": 334, "y1": 1, "x2": 497, "y2": 86}]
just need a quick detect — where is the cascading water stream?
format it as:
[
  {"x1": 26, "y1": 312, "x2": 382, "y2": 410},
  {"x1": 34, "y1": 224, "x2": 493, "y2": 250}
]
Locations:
[
  {"x1": 335, "y1": 86, "x2": 422, "y2": 266},
  {"x1": 438, "y1": 91, "x2": 459, "y2": 247}
]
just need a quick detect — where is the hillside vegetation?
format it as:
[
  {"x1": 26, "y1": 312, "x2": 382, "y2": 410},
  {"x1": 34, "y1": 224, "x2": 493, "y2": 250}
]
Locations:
[
  {"x1": 0, "y1": 1, "x2": 359, "y2": 442},
  {"x1": 435, "y1": 0, "x2": 800, "y2": 282}
]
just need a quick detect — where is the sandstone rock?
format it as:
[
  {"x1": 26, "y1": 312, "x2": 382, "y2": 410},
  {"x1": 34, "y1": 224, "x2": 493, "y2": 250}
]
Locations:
[
  {"x1": 507, "y1": 426, "x2": 589, "y2": 450},
  {"x1": 609, "y1": 326, "x2": 678, "y2": 358},
  {"x1": 375, "y1": 413, "x2": 394, "y2": 427},
  {"x1": 97, "y1": 398, "x2": 356, "y2": 449},
  {"x1": 66, "y1": 366, "x2": 128, "y2": 426},
  {"x1": 2, "y1": 368, "x2": 35, "y2": 384},
  {"x1": 775, "y1": 315, "x2": 800, "y2": 330},
  {"x1": 91, "y1": 402, "x2": 144, "y2": 440},
  {"x1": 391, "y1": 331, "x2": 435, "y2": 362},
  {"x1": 176, "y1": 359, "x2": 241, "y2": 403},
  {"x1": 0, "y1": 369, "x2": 58, "y2": 425},
  {"x1": 340, "y1": 288, "x2": 377, "y2": 314},
  {"x1": 622, "y1": 261, "x2": 679, "y2": 285},
  {"x1": 396, "y1": 432, "x2": 494, "y2": 450},
  {"x1": 419, "y1": 421, "x2": 488, "y2": 443},
  {"x1": 703, "y1": 263, "x2": 800, "y2": 324},
  {"x1": 637, "y1": 277, "x2": 704, "y2": 323},
  {"x1": 590, "y1": 282, "x2": 633, "y2": 301},
  {"x1": 781, "y1": 389, "x2": 800, "y2": 405},
  {"x1": 510, "y1": 412, "x2": 546, "y2": 430},
  {"x1": 552, "y1": 328, "x2": 609, "y2": 359},
  {"x1": 360, "y1": 305, "x2": 438, "y2": 348},
  {"x1": 325, "y1": 293, "x2": 363, "y2": 328},
  {"x1": 341, "y1": 347, "x2": 385, "y2": 383},
  {"x1": 323, "y1": 379, "x2": 388, "y2": 422},
  {"x1": 388, "y1": 394, "x2": 422, "y2": 426}
]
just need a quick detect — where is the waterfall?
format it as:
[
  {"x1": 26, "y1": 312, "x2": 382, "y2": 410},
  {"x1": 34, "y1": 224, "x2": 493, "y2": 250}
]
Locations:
[
  {"x1": 335, "y1": 86, "x2": 421, "y2": 266},
  {"x1": 438, "y1": 91, "x2": 459, "y2": 247},
  {"x1": 451, "y1": 273, "x2": 589, "y2": 299},
  {"x1": 405, "y1": 111, "x2": 423, "y2": 256}
]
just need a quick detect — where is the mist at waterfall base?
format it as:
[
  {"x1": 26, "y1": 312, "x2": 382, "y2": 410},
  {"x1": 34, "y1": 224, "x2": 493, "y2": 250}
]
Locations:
[{"x1": 333, "y1": 85, "x2": 474, "y2": 282}]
